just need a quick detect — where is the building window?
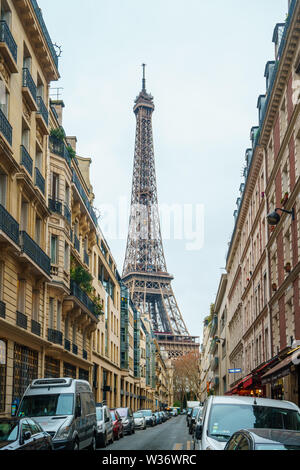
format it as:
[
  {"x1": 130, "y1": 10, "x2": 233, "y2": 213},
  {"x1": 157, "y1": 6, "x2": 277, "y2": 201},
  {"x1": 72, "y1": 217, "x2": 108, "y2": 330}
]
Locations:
[
  {"x1": 0, "y1": 172, "x2": 7, "y2": 207},
  {"x1": 50, "y1": 235, "x2": 58, "y2": 264},
  {"x1": 20, "y1": 199, "x2": 29, "y2": 232},
  {"x1": 57, "y1": 301, "x2": 62, "y2": 332},
  {"x1": 51, "y1": 173, "x2": 59, "y2": 200},
  {"x1": 49, "y1": 298, "x2": 54, "y2": 330},
  {"x1": 35, "y1": 216, "x2": 42, "y2": 246},
  {"x1": 0, "y1": 78, "x2": 9, "y2": 118},
  {"x1": 64, "y1": 242, "x2": 69, "y2": 271},
  {"x1": 32, "y1": 290, "x2": 39, "y2": 322},
  {"x1": 17, "y1": 280, "x2": 26, "y2": 314}
]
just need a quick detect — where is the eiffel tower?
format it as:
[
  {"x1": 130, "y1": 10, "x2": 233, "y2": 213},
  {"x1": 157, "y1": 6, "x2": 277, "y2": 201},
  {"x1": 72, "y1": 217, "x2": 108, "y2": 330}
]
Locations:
[{"x1": 122, "y1": 66, "x2": 199, "y2": 358}]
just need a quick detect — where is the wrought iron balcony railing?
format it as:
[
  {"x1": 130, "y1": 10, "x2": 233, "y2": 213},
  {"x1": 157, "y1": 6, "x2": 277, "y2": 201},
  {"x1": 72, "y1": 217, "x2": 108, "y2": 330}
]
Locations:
[
  {"x1": 0, "y1": 107, "x2": 12, "y2": 145},
  {"x1": 0, "y1": 204, "x2": 20, "y2": 246},
  {"x1": 70, "y1": 280, "x2": 99, "y2": 320},
  {"x1": 64, "y1": 338, "x2": 71, "y2": 351},
  {"x1": 0, "y1": 300, "x2": 5, "y2": 319},
  {"x1": 48, "y1": 328, "x2": 63, "y2": 345},
  {"x1": 22, "y1": 68, "x2": 37, "y2": 103},
  {"x1": 35, "y1": 167, "x2": 45, "y2": 195},
  {"x1": 16, "y1": 311, "x2": 27, "y2": 330},
  {"x1": 19, "y1": 230, "x2": 51, "y2": 276},
  {"x1": 72, "y1": 169, "x2": 98, "y2": 227},
  {"x1": 30, "y1": 0, "x2": 58, "y2": 69},
  {"x1": 72, "y1": 344, "x2": 78, "y2": 355},
  {"x1": 0, "y1": 20, "x2": 17, "y2": 62},
  {"x1": 48, "y1": 198, "x2": 62, "y2": 215},
  {"x1": 36, "y1": 96, "x2": 49, "y2": 126},
  {"x1": 49, "y1": 135, "x2": 71, "y2": 167},
  {"x1": 84, "y1": 250, "x2": 89, "y2": 266},
  {"x1": 74, "y1": 234, "x2": 80, "y2": 253},
  {"x1": 31, "y1": 319, "x2": 41, "y2": 336},
  {"x1": 20, "y1": 145, "x2": 33, "y2": 176},
  {"x1": 64, "y1": 204, "x2": 71, "y2": 225}
]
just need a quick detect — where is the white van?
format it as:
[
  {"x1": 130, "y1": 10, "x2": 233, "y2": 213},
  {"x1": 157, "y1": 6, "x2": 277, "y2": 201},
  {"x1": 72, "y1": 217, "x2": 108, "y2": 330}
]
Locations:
[
  {"x1": 17, "y1": 378, "x2": 97, "y2": 450},
  {"x1": 196, "y1": 395, "x2": 300, "y2": 450}
]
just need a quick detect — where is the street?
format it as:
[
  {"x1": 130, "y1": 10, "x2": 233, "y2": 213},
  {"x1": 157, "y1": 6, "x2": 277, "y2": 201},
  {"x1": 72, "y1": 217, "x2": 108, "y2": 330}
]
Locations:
[{"x1": 101, "y1": 415, "x2": 193, "y2": 451}]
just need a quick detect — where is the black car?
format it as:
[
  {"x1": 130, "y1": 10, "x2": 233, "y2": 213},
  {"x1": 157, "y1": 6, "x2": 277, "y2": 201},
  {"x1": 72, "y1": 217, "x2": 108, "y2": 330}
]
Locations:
[
  {"x1": 115, "y1": 408, "x2": 135, "y2": 435},
  {"x1": 0, "y1": 417, "x2": 53, "y2": 450},
  {"x1": 224, "y1": 429, "x2": 300, "y2": 451},
  {"x1": 186, "y1": 407, "x2": 193, "y2": 427},
  {"x1": 189, "y1": 407, "x2": 201, "y2": 434}
]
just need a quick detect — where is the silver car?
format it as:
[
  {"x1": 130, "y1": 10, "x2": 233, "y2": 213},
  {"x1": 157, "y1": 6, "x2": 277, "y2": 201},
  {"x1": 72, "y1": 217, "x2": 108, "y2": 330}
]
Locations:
[
  {"x1": 196, "y1": 395, "x2": 300, "y2": 450},
  {"x1": 96, "y1": 404, "x2": 114, "y2": 447},
  {"x1": 133, "y1": 412, "x2": 146, "y2": 430}
]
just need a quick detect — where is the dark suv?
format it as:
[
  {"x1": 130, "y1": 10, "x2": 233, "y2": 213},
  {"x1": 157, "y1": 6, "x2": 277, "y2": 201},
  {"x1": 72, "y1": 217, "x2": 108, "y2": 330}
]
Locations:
[{"x1": 115, "y1": 408, "x2": 135, "y2": 435}]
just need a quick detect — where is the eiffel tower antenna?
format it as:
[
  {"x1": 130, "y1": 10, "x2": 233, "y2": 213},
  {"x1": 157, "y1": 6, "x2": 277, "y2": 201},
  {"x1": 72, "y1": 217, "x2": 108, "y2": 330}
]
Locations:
[{"x1": 122, "y1": 68, "x2": 199, "y2": 358}]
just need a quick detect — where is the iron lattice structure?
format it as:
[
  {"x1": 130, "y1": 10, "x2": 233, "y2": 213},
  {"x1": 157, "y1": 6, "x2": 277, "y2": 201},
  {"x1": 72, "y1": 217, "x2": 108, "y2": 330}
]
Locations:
[{"x1": 122, "y1": 70, "x2": 199, "y2": 358}]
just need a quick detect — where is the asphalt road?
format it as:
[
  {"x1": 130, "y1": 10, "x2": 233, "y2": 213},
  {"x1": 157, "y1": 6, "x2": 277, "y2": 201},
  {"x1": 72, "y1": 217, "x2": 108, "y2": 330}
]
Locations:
[{"x1": 100, "y1": 415, "x2": 193, "y2": 451}]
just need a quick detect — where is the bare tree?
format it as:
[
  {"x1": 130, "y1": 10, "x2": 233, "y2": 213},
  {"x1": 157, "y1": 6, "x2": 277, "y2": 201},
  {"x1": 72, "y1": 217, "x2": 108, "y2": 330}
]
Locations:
[{"x1": 173, "y1": 352, "x2": 200, "y2": 406}]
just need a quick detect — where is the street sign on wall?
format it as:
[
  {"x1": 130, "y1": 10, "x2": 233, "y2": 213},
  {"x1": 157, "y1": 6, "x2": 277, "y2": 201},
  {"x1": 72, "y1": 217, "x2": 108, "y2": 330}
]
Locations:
[{"x1": 228, "y1": 368, "x2": 242, "y2": 374}]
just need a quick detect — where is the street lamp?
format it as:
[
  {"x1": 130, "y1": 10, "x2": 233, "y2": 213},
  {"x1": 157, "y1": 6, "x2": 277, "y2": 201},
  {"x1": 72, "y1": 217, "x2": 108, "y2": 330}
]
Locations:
[{"x1": 267, "y1": 207, "x2": 295, "y2": 226}]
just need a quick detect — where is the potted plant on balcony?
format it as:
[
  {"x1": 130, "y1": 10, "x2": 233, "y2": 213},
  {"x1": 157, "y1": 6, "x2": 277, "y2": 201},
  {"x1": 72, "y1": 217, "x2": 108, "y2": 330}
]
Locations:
[
  {"x1": 50, "y1": 127, "x2": 66, "y2": 142},
  {"x1": 67, "y1": 145, "x2": 76, "y2": 160}
]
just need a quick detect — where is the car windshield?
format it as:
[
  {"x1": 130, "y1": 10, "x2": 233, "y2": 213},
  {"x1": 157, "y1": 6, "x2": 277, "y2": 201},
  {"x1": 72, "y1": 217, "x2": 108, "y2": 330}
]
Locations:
[
  {"x1": 96, "y1": 408, "x2": 103, "y2": 420},
  {"x1": 0, "y1": 421, "x2": 19, "y2": 442},
  {"x1": 256, "y1": 443, "x2": 300, "y2": 450},
  {"x1": 134, "y1": 413, "x2": 143, "y2": 418},
  {"x1": 208, "y1": 404, "x2": 300, "y2": 442},
  {"x1": 18, "y1": 394, "x2": 74, "y2": 417},
  {"x1": 117, "y1": 408, "x2": 128, "y2": 418}
]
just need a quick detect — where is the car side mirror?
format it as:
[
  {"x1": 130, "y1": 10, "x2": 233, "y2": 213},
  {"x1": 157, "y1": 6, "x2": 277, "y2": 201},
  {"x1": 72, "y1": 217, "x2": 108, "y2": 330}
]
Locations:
[
  {"x1": 23, "y1": 431, "x2": 32, "y2": 442},
  {"x1": 195, "y1": 424, "x2": 203, "y2": 440}
]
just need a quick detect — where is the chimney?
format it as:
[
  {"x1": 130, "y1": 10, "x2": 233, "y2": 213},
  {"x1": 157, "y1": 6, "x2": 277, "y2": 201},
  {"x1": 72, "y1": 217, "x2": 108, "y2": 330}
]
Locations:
[{"x1": 50, "y1": 100, "x2": 65, "y2": 126}]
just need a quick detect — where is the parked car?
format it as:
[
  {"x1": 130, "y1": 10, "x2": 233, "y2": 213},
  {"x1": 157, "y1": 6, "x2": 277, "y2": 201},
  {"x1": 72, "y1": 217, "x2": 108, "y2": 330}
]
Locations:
[
  {"x1": 96, "y1": 403, "x2": 114, "y2": 447},
  {"x1": 0, "y1": 417, "x2": 53, "y2": 450},
  {"x1": 137, "y1": 409, "x2": 155, "y2": 427},
  {"x1": 154, "y1": 412, "x2": 162, "y2": 424},
  {"x1": 195, "y1": 395, "x2": 300, "y2": 450},
  {"x1": 159, "y1": 411, "x2": 166, "y2": 422},
  {"x1": 186, "y1": 407, "x2": 194, "y2": 428},
  {"x1": 133, "y1": 412, "x2": 146, "y2": 430},
  {"x1": 110, "y1": 409, "x2": 124, "y2": 440},
  {"x1": 189, "y1": 406, "x2": 202, "y2": 435},
  {"x1": 116, "y1": 407, "x2": 135, "y2": 435},
  {"x1": 224, "y1": 429, "x2": 300, "y2": 450},
  {"x1": 17, "y1": 377, "x2": 97, "y2": 450},
  {"x1": 192, "y1": 407, "x2": 204, "y2": 446}
]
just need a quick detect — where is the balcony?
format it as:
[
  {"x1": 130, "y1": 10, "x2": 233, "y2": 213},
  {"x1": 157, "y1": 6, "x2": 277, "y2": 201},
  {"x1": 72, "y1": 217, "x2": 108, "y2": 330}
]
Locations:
[
  {"x1": 83, "y1": 349, "x2": 87, "y2": 360},
  {"x1": 70, "y1": 280, "x2": 99, "y2": 320},
  {"x1": 48, "y1": 328, "x2": 63, "y2": 345},
  {"x1": 84, "y1": 250, "x2": 89, "y2": 267},
  {"x1": 48, "y1": 198, "x2": 62, "y2": 215},
  {"x1": 19, "y1": 231, "x2": 51, "y2": 277},
  {"x1": 20, "y1": 146, "x2": 33, "y2": 176},
  {"x1": 72, "y1": 169, "x2": 98, "y2": 228},
  {"x1": 72, "y1": 344, "x2": 78, "y2": 355},
  {"x1": 31, "y1": 319, "x2": 41, "y2": 336},
  {"x1": 36, "y1": 96, "x2": 49, "y2": 134},
  {"x1": 0, "y1": 21, "x2": 18, "y2": 73},
  {"x1": 0, "y1": 301, "x2": 5, "y2": 319},
  {"x1": 0, "y1": 108, "x2": 12, "y2": 146},
  {"x1": 74, "y1": 234, "x2": 80, "y2": 253},
  {"x1": 64, "y1": 338, "x2": 71, "y2": 351},
  {"x1": 209, "y1": 315, "x2": 218, "y2": 337},
  {"x1": 0, "y1": 204, "x2": 20, "y2": 247},
  {"x1": 49, "y1": 135, "x2": 71, "y2": 167},
  {"x1": 30, "y1": 0, "x2": 59, "y2": 69},
  {"x1": 34, "y1": 167, "x2": 45, "y2": 195},
  {"x1": 16, "y1": 311, "x2": 27, "y2": 330},
  {"x1": 210, "y1": 338, "x2": 218, "y2": 355},
  {"x1": 64, "y1": 204, "x2": 71, "y2": 225},
  {"x1": 22, "y1": 68, "x2": 38, "y2": 111}
]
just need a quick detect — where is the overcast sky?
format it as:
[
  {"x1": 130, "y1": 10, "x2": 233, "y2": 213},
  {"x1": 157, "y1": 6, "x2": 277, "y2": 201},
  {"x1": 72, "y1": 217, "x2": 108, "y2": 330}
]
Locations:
[{"x1": 39, "y1": 0, "x2": 287, "y2": 342}]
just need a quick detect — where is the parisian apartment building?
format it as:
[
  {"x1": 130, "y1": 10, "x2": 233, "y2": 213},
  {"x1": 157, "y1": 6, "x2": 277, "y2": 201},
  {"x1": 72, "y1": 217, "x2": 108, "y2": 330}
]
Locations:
[
  {"x1": 200, "y1": 0, "x2": 300, "y2": 407},
  {"x1": 0, "y1": 0, "x2": 173, "y2": 417}
]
